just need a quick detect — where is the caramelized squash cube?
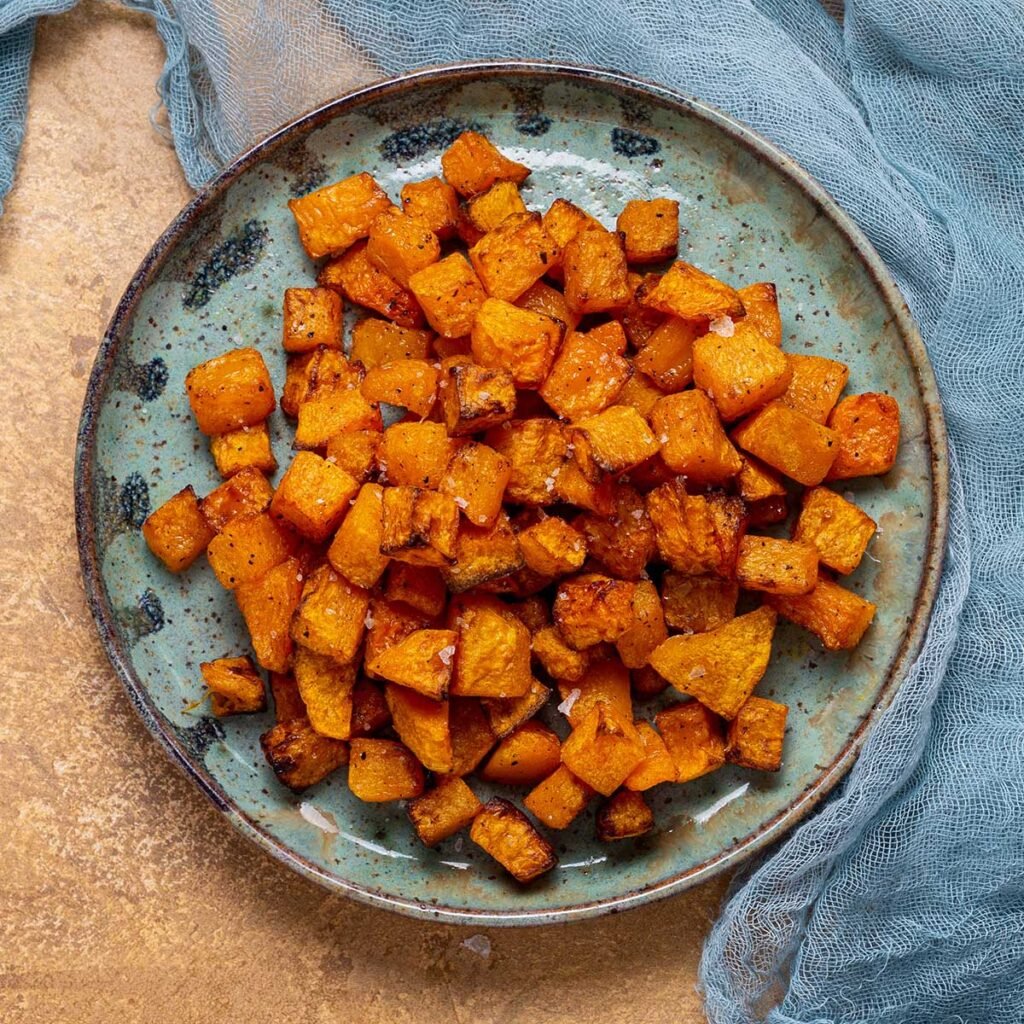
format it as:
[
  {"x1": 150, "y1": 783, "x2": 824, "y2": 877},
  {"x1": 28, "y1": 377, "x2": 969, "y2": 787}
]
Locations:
[
  {"x1": 350, "y1": 318, "x2": 433, "y2": 368},
  {"x1": 200, "y1": 655, "x2": 266, "y2": 717},
  {"x1": 206, "y1": 509, "x2": 298, "y2": 593},
  {"x1": 558, "y1": 656, "x2": 633, "y2": 728},
  {"x1": 290, "y1": 564, "x2": 369, "y2": 665},
  {"x1": 318, "y1": 240, "x2": 425, "y2": 328},
  {"x1": 449, "y1": 697, "x2": 498, "y2": 775},
  {"x1": 596, "y1": 790, "x2": 655, "y2": 841},
  {"x1": 363, "y1": 598, "x2": 432, "y2": 679},
  {"x1": 381, "y1": 486, "x2": 459, "y2": 567},
  {"x1": 295, "y1": 381, "x2": 382, "y2": 451},
  {"x1": 385, "y1": 683, "x2": 452, "y2": 772},
  {"x1": 560, "y1": 703, "x2": 646, "y2": 796},
  {"x1": 639, "y1": 261, "x2": 744, "y2": 321},
  {"x1": 442, "y1": 511, "x2": 525, "y2": 592},
  {"x1": 326, "y1": 482, "x2": 388, "y2": 588},
  {"x1": 440, "y1": 441, "x2": 512, "y2": 528},
  {"x1": 516, "y1": 279, "x2": 581, "y2": 332},
  {"x1": 452, "y1": 603, "x2": 532, "y2": 698},
  {"x1": 826, "y1": 393, "x2": 901, "y2": 479},
  {"x1": 563, "y1": 226, "x2": 631, "y2": 314},
  {"x1": 648, "y1": 606, "x2": 777, "y2": 719},
  {"x1": 573, "y1": 484, "x2": 656, "y2": 580},
  {"x1": 408, "y1": 254, "x2": 488, "y2": 338},
  {"x1": 380, "y1": 420, "x2": 452, "y2": 490},
  {"x1": 661, "y1": 573, "x2": 739, "y2": 634},
  {"x1": 481, "y1": 678, "x2": 551, "y2": 739},
  {"x1": 407, "y1": 776, "x2": 483, "y2": 847},
  {"x1": 656, "y1": 701, "x2": 725, "y2": 782},
  {"x1": 361, "y1": 359, "x2": 439, "y2": 417},
  {"x1": 532, "y1": 626, "x2": 590, "y2": 682},
  {"x1": 441, "y1": 361, "x2": 516, "y2": 436},
  {"x1": 484, "y1": 418, "x2": 569, "y2": 506},
  {"x1": 400, "y1": 176, "x2": 460, "y2": 240},
  {"x1": 736, "y1": 282, "x2": 782, "y2": 346},
  {"x1": 325, "y1": 428, "x2": 382, "y2": 483},
  {"x1": 287, "y1": 171, "x2": 392, "y2": 259},
  {"x1": 571, "y1": 405, "x2": 660, "y2": 477},
  {"x1": 780, "y1": 353, "x2": 849, "y2": 423},
  {"x1": 615, "y1": 579, "x2": 668, "y2": 669},
  {"x1": 441, "y1": 131, "x2": 530, "y2": 198},
  {"x1": 645, "y1": 482, "x2": 747, "y2": 578},
  {"x1": 470, "y1": 797, "x2": 556, "y2": 883},
  {"x1": 767, "y1": 574, "x2": 876, "y2": 650},
  {"x1": 365, "y1": 206, "x2": 441, "y2": 287},
  {"x1": 185, "y1": 347, "x2": 275, "y2": 436},
  {"x1": 736, "y1": 456, "x2": 787, "y2": 503},
  {"x1": 736, "y1": 535, "x2": 819, "y2": 595},
  {"x1": 283, "y1": 286, "x2": 343, "y2": 353},
  {"x1": 732, "y1": 401, "x2": 838, "y2": 486},
  {"x1": 469, "y1": 212, "x2": 557, "y2": 302},
  {"x1": 471, "y1": 297, "x2": 564, "y2": 387},
  {"x1": 348, "y1": 738, "x2": 425, "y2": 802},
  {"x1": 554, "y1": 574, "x2": 638, "y2": 650},
  {"x1": 350, "y1": 679, "x2": 392, "y2": 737},
  {"x1": 260, "y1": 717, "x2": 348, "y2": 791},
  {"x1": 480, "y1": 720, "x2": 562, "y2": 786},
  {"x1": 552, "y1": 457, "x2": 616, "y2": 516},
  {"x1": 539, "y1": 325, "x2": 632, "y2": 421},
  {"x1": 634, "y1": 316, "x2": 699, "y2": 392},
  {"x1": 235, "y1": 557, "x2": 304, "y2": 673},
  {"x1": 384, "y1": 562, "x2": 447, "y2": 618},
  {"x1": 726, "y1": 696, "x2": 788, "y2": 771},
  {"x1": 293, "y1": 645, "x2": 355, "y2": 739},
  {"x1": 281, "y1": 351, "x2": 317, "y2": 418},
  {"x1": 370, "y1": 628, "x2": 457, "y2": 698},
  {"x1": 517, "y1": 517, "x2": 587, "y2": 577},
  {"x1": 209, "y1": 423, "x2": 277, "y2": 479},
  {"x1": 541, "y1": 198, "x2": 602, "y2": 264},
  {"x1": 618, "y1": 271, "x2": 665, "y2": 348},
  {"x1": 624, "y1": 722, "x2": 677, "y2": 790},
  {"x1": 650, "y1": 390, "x2": 743, "y2": 485},
  {"x1": 458, "y1": 180, "x2": 528, "y2": 245},
  {"x1": 794, "y1": 486, "x2": 877, "y2": 574},
  {"x1": 270, "y1": 671, "x2": 305, "y2": 723},
  {"x1": 270, "y1": 451, "x2": 359, "y2": 542},
  {"x1": 616, "y1": 198, "x2": 679, "y2": 264},
  {"x1": 524, "y1": 765, "x2": 593, "y2": 829},
  {"x1": 142, "y1": 485, "x2": 215, "y2": 572}
]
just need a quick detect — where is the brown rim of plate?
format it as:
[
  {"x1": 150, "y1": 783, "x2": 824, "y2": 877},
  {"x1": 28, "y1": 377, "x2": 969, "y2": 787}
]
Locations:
[{"x1": 74, "y1": 59, "x2": 949, "y2": 926}]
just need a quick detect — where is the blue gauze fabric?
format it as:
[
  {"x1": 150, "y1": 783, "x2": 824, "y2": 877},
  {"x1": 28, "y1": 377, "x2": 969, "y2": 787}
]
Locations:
[{"x1": 4, "y1": 1, "x2": 1022, "y2": 1020}]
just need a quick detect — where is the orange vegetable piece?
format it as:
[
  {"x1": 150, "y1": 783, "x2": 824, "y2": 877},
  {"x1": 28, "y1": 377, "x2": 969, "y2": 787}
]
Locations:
[
  {"x1": 726, "y1": 696, "x2": 788, "y2": 771},
  {"x1": 327, "y1": 482, "x2": 388, "y2": 589},
  {"x1": 469, "y1": 798, "x2": 557, "y2": 883},
  {"x1": 290, "y1": 564, "x2": 369, "y2": 665},
  {"x1": 209, "y1": 423, "x2": 277, "y2": 479},
  {"x1": 325, "y1": 429, "x2": 382, "y2": 483},
  {"x1": 361, "y1": 359, "x2": 439, "y2": 417},
  {"x1": 380, "y1": 486, "x2": 459, "y2": 567},
  {"x1": 560, "y1": 703, "x2": 646, "y2": 797},
  {"x1": 650, "y1": 390, "x2": 743, "y2": 485},
  {"x1": 557, "y1": 656, "x2": 633, "y2": 728},
  {"x1": 735, "y1": 535, "x2": 820, "y2": 595},
  {"x1": 732, "y1": 401, "x2": 838, "y2": 486},
  {"x1": 518, "y1": 517, "x2": 587, "y2": 577},
  {"x1": 366, "y1": 206, "x2": 441, "y2": 287},
  {"x1": 554, "y1": 574, "x2": 638, "y2": 650},
  {"x1": 318, "y1": 239, "x2": 425, "y2": 329},
  {"x1": 206, "y1": 512, "x2": 295, "y2": 589},
  {"x1": 571, "y1": 405, "x2": 660, "y2": 477},
  {"x1": 441, "y1": 131, "x2": 530, "y2": 197},
  {"x1": 185, "y1": 347, "x2": 275, "y2": 436},
  {"x1": 539, "y1": 324, "x2": 632, "y2": 420},
  {"x1": 794, "y1": 486, "x2": 877, "y2": 574},
  {"x1": 524, "y1": 765, "x2": 594, "y2": 829},
  {"x1": 408, "y1": 253, "x2": 488, "y2": 338},
  {"x1": 348, "y1": 738, "x2": 425, "y2": 802},
  {"x1": 485, "y1": 417, "x2": 569, "y2": 506},
  {"x1": 385, "y1": 683, "x2": 452, "y2": 772},
  {"x1": 350, "y1": 318, "x2": 433, "y2": 368},
  {"x1": 634, "y1": 316, "x2": 699, "y2": 392},
  {"x1": 380, "y1": 420, "x2": 452, "y2": 489},
  {"x1": 441, "y1": 361, "x2": 517, "y2": 436},
  {"x1": 400, "y1": 176, "x2": 460, "y2": 240},
  {"x1": 458, "y1": 179, "x2": 528, "y2": 245},
  {"x1": 383, "y1": 562, "x2": 447, "y2": 618},
  {"x1": 287, "y1": 171, "x2": 392, "y2": 259},
  {"x1": 596, "y1": 790, "x2": 655, "y2": 841},
  {"x1": 573, "y1": 484, "x2": 656, "y2": 580},
  {"x1": 235, "y1": 557, "x2": 304, "y2": 673},
  {"x1": 563, "y1": 226, "x2": 631, "y2": 314},
  {"x1": 407, "y1": 776, "x2": 483, "y2": 846},
  {"x1": 452, "y1": 602, "x2": 532, "y2": 698},
  {"x1": 532, "y1": 626, "x2": 590, "y2": 682},
  {"x1": 624, "y1": 722, "x2": 678, "y2": 791},
  {"x1": 260, "y1": 718, "x2": 348, "y2": 791},
  {"x1": 766, "y1": 574, "x2": 877, "y2": 651},
  {"x1": 282, "y1": 286, "x2": 343, "y2": 353},
  {"x1": 639, "y1": 261, "x2": 744, "y2": 321},
  {"x1": 370, "y1": 628, "x2": 457, "y2": 699},
  {"x1": 442, "y1": 511, "x2": 526, "y2": 592},
  {"x1": 736, "y1": 282, "x2": 782, "y2": 346},
  {"x1": 471, "y1": 297, "x2": 564, "y2": 388},
  {"x1": 480, "y1": 721, "x2": 562, "y2": 785},
  {"x1": 293, "y1": 645, "x2": 355, "y2": 740},
  {"x1": 200, "y1": 655, "x2": 266, "y2": 717},
  {"x1": 350, "y1": 678, "x2": 391, "y2": 737},
  {"x1": 615, "y1": 579, "x2": 668, "y2": 669},
  {"x1": 481, "y1": 678, "x2": 551, "y2": 739},
  {"x1": 826, "y1": 393, "x2": 901, "y2": 479},
  {"x1": 780, "y1": 353, "x2": 849, "y2": 423},
  {"x1": 656, "y1": 701, "x2": 726, "y2": 783},
  {"x1": 661, "y1": 573, "x2": 739, "y2": 634},
  {"x1": 270, "y1": 451, "x2": 359, "y2": 542},
  {"x1": 142, "y1": 485, "x2": 215, "y2": 572},
  {"x1": 616, "y1": 198, "x2": 679, "y2": 263},
  {"x1": 516, "y1": 279, "x2": 581, "y2": 332},
  {"x1": 449, "y1": 697, "x2": 498, "y2": 775}
]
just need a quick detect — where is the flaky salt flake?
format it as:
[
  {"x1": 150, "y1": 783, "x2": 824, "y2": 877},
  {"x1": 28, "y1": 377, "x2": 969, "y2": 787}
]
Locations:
[
  {"x1": 709, "y1": 315, "x2": 735, "y2": 337},
  {"x1": 478, "y1": 391, "x2": 490, "y2": 400},
  {"x1": 364, "y1": 611, "x2": 375, "y2": 629},
  {"x1": 631, "y1": 508, "x2": 645, "y2": 521},
  {"x1": 454, "y1": 496, "x2": 469, "y2": 509},
  {"x1": 461, "y1": 935, "x2": 491, "y2": 958},
  {"x1": 659, "y1": 434, "x2": 670, "y2": 445},
  {"x1": 437, "y1": 644, "x2": 456, "y2": 666},
  {"x1": 688, "y1": 665, "x2": 707, "y2": 679},
  {"x1": 557, "y1": 688, "x2": 582, "y2": 716}
]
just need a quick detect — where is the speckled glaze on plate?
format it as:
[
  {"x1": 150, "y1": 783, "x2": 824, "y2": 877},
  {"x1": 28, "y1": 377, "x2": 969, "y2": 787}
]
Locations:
[{"x1": 75, "y1": 61, "x2": 947, "y2": 926}]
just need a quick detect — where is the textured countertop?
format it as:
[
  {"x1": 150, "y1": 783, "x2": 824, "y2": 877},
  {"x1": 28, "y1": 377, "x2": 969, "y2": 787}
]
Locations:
[{"x1": 0, "y1": 5, "x2": 727, "y2": 1021}]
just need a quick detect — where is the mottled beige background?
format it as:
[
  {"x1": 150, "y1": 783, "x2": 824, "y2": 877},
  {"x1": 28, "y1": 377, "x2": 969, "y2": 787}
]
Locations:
[{"x1": 0, "y1": 5, "x2": 729, "y2": 1021}]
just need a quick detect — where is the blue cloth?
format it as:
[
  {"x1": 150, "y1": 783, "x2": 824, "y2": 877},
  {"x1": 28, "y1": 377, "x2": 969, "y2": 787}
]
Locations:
[{"x1": 6, "y1": 2, "x2": 1023, "y2": 1020}]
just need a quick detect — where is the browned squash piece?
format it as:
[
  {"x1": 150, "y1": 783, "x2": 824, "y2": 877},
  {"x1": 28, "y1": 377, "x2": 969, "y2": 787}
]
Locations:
[
  {"x1": 366, "y1": 206, "x2": 441, "y2": 287},
  {"x1": 484, "y1": 417, "x2": 569, "y2": 507},
  {"x1": 532, "y1": 626, "x2": 590, "y2": 682},
  {"x1": 560, "y1": 703, "x2": 646, "y2": 796},
  {"x1": 539, "y1": 324, "x2": 632, "y2": 421},
  {"x1": 380, "y1": 420, "x2": 453, "y2": 489},
  {"x1": 325, "y1": 428, "x2": 382, "y2": 484},
  {"x1": 794, "y1": 486, "x2": 877, "y2": 574},
  {"x1": 516, "y1": 279, "x2": 580, "y2": 333},
  {"x1": 661, "y1": 573, "x2": 739, "y2": 634},
  {"x1": 282, "y1": 286, "x2": 343, "y2": 353},
  {"x1": 634, "y1": 316, "x2": 699, "y2": 393},
  {"x1": 235, "y1": 557, "x2": 304, "y2": 673},
  {"x1": 452, "y1": 601, "x2": 532, "y2": 698},
  {"x1": 270, "y1": 451, "x2": 359, "y2": 542},
  {"x1": 370, "y1": 628, "x2": 457, "y2": 699},
  {"x1": 348, "y1": 738, "x2": 425, "y2": 802},
  {"x1": 571, "y1": 405, "x2": 661, "y2": 477},
  {"x1": 470, "y1": 798, "x2": 557, "y2": 883},
  {"x1": 143, "y1": 485, "x2": 215, "y2": 572},
  {"x1": 517, "y1": 517, "x2": 587, "y2": 577},
  {"x1": 361, "y1": 359, "x2": 439, "y2": 417},
  {"x1": 438, "y1": 441, "x2": 512, "y2": 531},
  {"x1": 206, "y1": 512, "x2": 295, "y2": 590},
  {"x1": 826, "y1": 393, "x2": 901, "y2": 479},
  {"x1": 441, "y1": 361, "x2": 517, "y2": 436},
  {"x1": 554, "y1": 574, "x2": 638, "y2": 650},
  {"x1": 615, "y1": 579, "x2": 668, "y2": 670},
  {"x1": 385, "y1": 683, "x2": 452, "y2": 772},
  {"x1": 350, "y1": 317, "x2": 433, "y2": 368},
  {"x1": 289, "y1": 564, "x2": 369, "y2": 665},
  {"x1": 442, "y1": 511, "x2": 525, "y2": 592},
  {"x1": 726, "y1": 696, "x2": 788, "y2": 771},
  {"x1": 287, "y1": 171, "x2": 392, "y2": 259},
  {"x1": 616, "y1": 198, "x2": 679, "y2": 264},
  {"x1": 656, "y1": 701, "x2": 726, "y2": 783},
  {"x1": 318, "y1": 240, "x2": 425, "y2": 329},
  {"x1": 200, "y1": 655, "x2": 266, "y2": 717},
  {"x1": 468, "y1": 212, "x2": 558, "y2": 303},
  {"x1": 408, "y1": 253, "x2": 488, "y2": 338},
  {"x1": 400, "y1": 176, "x2": 460, "y2": 240},
  {"x1": 735, "y1": 535, "x2": 819, "y2": 596},
  {"x1": 407, "y1": 776, "x2": 483, "y2": 846},
  {"x1": 780, "y1": 353, "x2": 849, "y2": 423},
  {"x1": 449, "y1": 697, "x2": 498, "y2": 775},
  {"x1": 458, "y1": 180, "x2": 528, "y2": 245},
  {"x1": 639, "y1": 261, "x2": 744, "y2": 321},
  {"x1": 350, "y1": 678, "x2": 391, "y2": 737},
  {"x1": 624, "y1": 722, "x2": 678, "y2": 790},
  {"x1": 327, "y1": 482, "x2": 389, "y2": 589},
  {"x1": 736, "y1": 282, "x2": 782, "y2": 346},
  {"x1": 596, "y1": 790, "x2": 655, "y2": 841},
  {"x1": 293, "y1": 645, "x2": 355, "y2": 739},
  {"x1": 209, "y1": 423, "x2": 277, "y2": 479},
  {"x1": 185, "y1": 347, "x2": 275, "y2": 436},
  {"x1": 563, "y1": 226, "x2": 631, "y2": 314},
  {"x1": 260, "y1": 718, "x2": 348, "y2": 791},
  {"x1": 441, "y1": 131, "x2": 530, "y2": 197},
  {"x1": 650, "y1": 390, "x2": 743, "y2": 485},
  {"x1": 766, "y1": 574, "x2": 877, "y2": 651},
  {"x1": 294, "y1": 374, "x2": 381, "y2": 452},
  {"x1": 631, "y1": 665, "x2": 670, "y2": 700},
  {"x1": 732, "y1": 401, "x2": 838, "y2": 486},
  {"x1": 480, "y1": 720, "x2": 562, "y2": 786},
  {"x1": 383, "y1": 562, "x2": 447, "y2": 618},
  {"x1": 481, "y1": 678, "x2": 551, "y2": 739},
  {"x1": 557, "y1": 656, "x2": 633, "y2": 728},
  {"x1": 573, "y1": 484, "x2": 656, "y2": 580},
  {"x1": 471, "y1": 297, "x2": 564, "y2": 388},
  {"x1": 381, "y1": 486, "x2": 459, "y2": 568},
  {"x1": 524, "y1": 765, "x2": 594, "y2": 829},
  {"x1": 363, "y1": 598, "x2": 432, "y2": 679}
]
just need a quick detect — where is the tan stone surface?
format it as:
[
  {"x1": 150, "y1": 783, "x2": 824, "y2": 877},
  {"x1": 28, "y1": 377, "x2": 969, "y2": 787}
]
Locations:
[{"x1": 0, "y1": 5, "x2": 727, "y2": 1022}]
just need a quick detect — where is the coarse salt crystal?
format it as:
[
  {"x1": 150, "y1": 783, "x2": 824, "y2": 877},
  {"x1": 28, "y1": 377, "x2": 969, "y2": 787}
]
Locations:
[
  {"x1": 364, "y1": 612, "x2": 375, "y2": 629},
  {"x1": 709, "y1": 315, "x2": 735, "y2": 337},
  {"x1": 659, "y1": 434, "x2": 669, "y2": 444},
  {"x1": 631, "y1": 508, "x2": 644, "y2": 520},
  {"x1": 689, "y1": 666, "x2": 706, "y2": 679},
  {"x1": 454, "y1": 496, "x2": 469, "y2": 509},
  {"x1": 461, "y1": 935, "x2": 491, "y2": 958},
  {"x1": 557, "y1": 688, "x2": 582, "y2": 716},
  {"x1": 478, "y1": 391, "x2": 490, "y2": 400},
  {"x1": 437, "y1": 644, "x2": 456, "y2": 665}
]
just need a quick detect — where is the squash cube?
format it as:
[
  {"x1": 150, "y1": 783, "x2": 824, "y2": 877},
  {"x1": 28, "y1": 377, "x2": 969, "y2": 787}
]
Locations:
[
  {"x1": 767, "y1": 574, "x2": 876, "y2": 650},
  {"x1": 348, "y1": 738, "x2": 425, "y2": 802},
  {"x1": 384, "y1": 562, "x2": 447, "y2": 618},
  {"x1": 361, "y1": 359, "x2": 439, "y2": 417},
  {"x1": 326, "y1": 482, "x2": 388, "y2": 588},
  {"x1": 270, "y1": 671, "x2": 305, "y2": 723},
  {"x1": 370, "y1": 628, "x2": 457, "y2": 699},
  {"x1": 532, "y1": 626, "x2": 590, "y2": 682},
  {"x1": 508, "y1": 595, "x2": 551, "y2": 633},
  {"x1": 470, "y1": 798, "x2": 556, "y2": 884},
  {"x1": 351, "y1": 679, "x2": 392, "y2": 737},
  {"x1": 573, "y1": 484, "x2": 656, "y2": 580},
  {"x1": 596, "y1": 790, "x2": 655, "y2": 841},
  {"x1": 780, "y1": 353, "x2": 849, "y2": 423},
  {"x1": 287, "y1": 171, "x2": 392, "y2": 259},
  {"x1": 480, "y1": 720, "x2": 562, "y2": 786},
  {"x1": 449, "y1": 697, "x2": 498, "y2": 775},
  {"x1": 318, "y1": 240, "x2": 425, "y2": 328},
  {"x1": 185, "y1": 347, "x2": 275, "y2": 436},
  {"x1": 560, "y1": 703, "x2": 646, "y2": 796},
  {"x1": 558, "y1": 656, "x2": 633, "y2": 728},
  {"x1": 516, "y1": 279, "x2": 580, "y2": 333},
  {"x1": 732, "y1": 401, "x2": 838, "y2": 486},
  {"x1": 524, "y1": 765, "x2": 593, "y2": 829},
  {"x1": 794, "y1": 486, "x2": 877, "y2": 574},
  {"x1": 639, "y1": 261, "x2": 744, "y2": 321},
  {"x1": 260, "y1": 717, "x2": 348, "y2": 791},
  {"x1": 290, "y1": 564, "x2": 369, "y2": 665},
  {"x1": 736, "y1": 456, "x2": 786, "y2": 503},
  {"x1": 325, "y1": 428, "x2": 382, "y2": 483},
  {"x1": 469, "y1": 212, "x2": 557, "y2": 302},
  {"x1": 471, "y1": 297, "x2": 564, "y2": 387},
  {"x1": 563, "y1": 226, "x2": 631, "y2": 314},
  {"x1": 295, "y1": 380, "x2": 381, "y2": 452},
  {"x1": 554, "y1": 574, "x2": 638, "y2": 650},
  {"x1": 441, "y1": 131, "x2": 530, "y2": 197},
  {"x1": 656, "y1": 701, "x2": 725, "y2": 783},
  {"x1": 571, "y1": 405, "x2": 660, "y2": 477},
  {"x1": 365, "y1": 206, "x2": 441, "y2": 287},
  {"x1": 648, "y1": 606, "x2": 777, "y2": 719},
  {"x1": 736, "y1": 282, "x2": 782, "y2": 346},
  {"x1": 282, "y1": 286, "x2": 343, "y2": 354},
  {"x1": 200, "y1": 655, "x2": 266, "y2": 717},
  {"x1": 736, "y1": 535, "x2": 819, "y2": 595},
  {"x1": 142, "y1": 485, "x2": 215, "y2": 572},
  {"x1": 281, "y1": 351, "x2": 316, "y2": 419},
  {"x1": 407, "y1": 776, "x2": 483, "y2": 847},
  {"x1": 481, "y1": 678, "x2": 551, "y2": 739},
  {"x1": 385, "y1": 683, "x2": 452, "y2": 772},
  {"x1": 650, "y1": 390, "x2": 743, "y2": 485},
  {"x1": 624, "y1": 722, "x2": 677, "y2": 791},
  {"x1": 452, "y1": 603, "x2": 532, "y2": 698},
  {"x1": 484, "y1": 418, "x2": 569, "y2": 506},
  {"x1": 442, "y1": 511, "x2": 525, "y2": 592},
  {"x1": 541, "y1": 198, "x2": 602, "y2": 262},
  {"x1": 235, "y1": 557, "x2": 304, "y2": 673},
  {"x1": 408, "y1": 253, "x2": 488, "y2": 338},
  {"x1": 661, "y1": 573, "x2": 739, "y2": 634},
  {"x1": 634, "y1": 316, "x2": 699, "y2": 392},
  {"x1": 400, "y1": 176, "x2": 460, "y2": 240},
  {"x1": 726, "y1": 696, "x2": 788, "y2": 771},
  {"x1": 517, "y1": 517, "x2": 587, "y2": 577},
  {"x1": 209, "y1": 423, "x2": 277, "y2": 479},
  {"x1": 363, "y1": 598, "x2": 432, "y2": 679},
  {"x1": 380, "y1": 420, "x2": 452, "y2": 490},
  {"x1": 381, "y1": 486, "x2": 459, "y2": 567},
  {"x1": 293, "y1": 645, "x2": 355, "y2": 739},
  {"x1": 645, "y1": 482, "x2": 747, "y2": 577},
  {"x1": 552, "y1": 457, "x2": 616, "y2": 516},
  {"x1": 207, "y1": 511, "x2": 296, "y2": 590},
  {"x1": 441, "y1": 361, "x2": 516, "y2": 436},
  {"x1": 616, "y1": 198, "x2": 679, "y2": 264},
  {"x1": 458, "y1": 180, "x2": 528, "y2": 245},
  {"x1": 615, "y1": 579, "x2": 668, "y2": 669},
  {"x1": 270, "y1": 451, "x2": 359, "y2": 542},
  {"x1": 350, "y1": 318, "x2": 433, "y2": 368},
  {"x1": 539, "y1": 324, "x2": 632, "y2": 421},
  {"x1": 617, "y1": 271, "x2": 665, "y2": 348},
  {"x1": 826, "y1": 393, "x2": 901, "y2": 479},
  {"x1": 440, "y1": 441, "x2": 512, "y2": 528},
  {"x1": 693, "y1": 321, "x2": 793, "y2": 421}
]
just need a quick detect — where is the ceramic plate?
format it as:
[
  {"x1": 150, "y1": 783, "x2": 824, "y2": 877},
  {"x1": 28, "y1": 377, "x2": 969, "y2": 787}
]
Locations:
[{"x1": 75, "y1": 61, "x2": 947, "y2": 925}]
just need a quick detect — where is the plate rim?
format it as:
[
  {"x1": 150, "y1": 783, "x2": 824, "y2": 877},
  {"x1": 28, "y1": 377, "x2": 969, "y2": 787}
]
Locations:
[{"x1": 74, "y1": 58, "x2": 949, "y2": 926}]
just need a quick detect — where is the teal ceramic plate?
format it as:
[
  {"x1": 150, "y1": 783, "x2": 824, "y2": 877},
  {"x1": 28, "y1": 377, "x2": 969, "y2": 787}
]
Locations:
[{"x1": 75, "y1": 61, "x2": 947, "y2": 926}]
